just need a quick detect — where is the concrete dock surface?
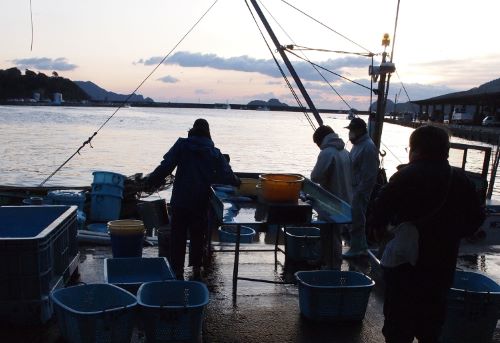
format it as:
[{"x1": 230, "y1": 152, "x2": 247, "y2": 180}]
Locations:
[{"x1": 2, "y1": 238, "x2": 500, "y2": 342}]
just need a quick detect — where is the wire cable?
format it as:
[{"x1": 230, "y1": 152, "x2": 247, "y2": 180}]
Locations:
[
  {"x1": 39, "y1": 0, "x2": 219, "y2": 186},
  {"x1": 245, "y1": 0, "x2": 316, "y2": 130},
  {"x1": 288, "y1": 45, "x2": 375, "y2": 57},
  {"x1": 258, "y1": 1, "x2": 352, "y2": 110},
  {"x1": 280, "y1": 0, "x2": 373, "y2": 55}
]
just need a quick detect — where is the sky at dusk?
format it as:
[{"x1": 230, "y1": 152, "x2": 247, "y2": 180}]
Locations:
[{"x1": 1, "y1": 0, "x2": 499, "y2": 110}]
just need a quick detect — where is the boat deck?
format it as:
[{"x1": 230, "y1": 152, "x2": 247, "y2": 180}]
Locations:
[{"x1": 3, "y1": 238, "x2": 500, "y2": 342}]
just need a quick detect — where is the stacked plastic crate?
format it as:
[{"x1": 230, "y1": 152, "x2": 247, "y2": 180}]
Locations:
[{"x1": 0, "y1": 205, "x2": 78, "y2": 325}]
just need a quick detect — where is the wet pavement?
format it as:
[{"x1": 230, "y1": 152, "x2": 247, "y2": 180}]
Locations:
[{"x1": 3, "y1": 237, "x2": 500, "y2": 342}]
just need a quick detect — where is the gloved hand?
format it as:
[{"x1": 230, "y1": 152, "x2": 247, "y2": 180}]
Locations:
[{"x1": 234, "y1": 175, "x2": 242, "y2": 187}]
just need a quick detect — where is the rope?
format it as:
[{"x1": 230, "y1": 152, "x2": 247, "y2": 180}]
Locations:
[
  {"x1": 244, "y1": 0, "x2": 316, "y2": 130},
  {"x1": 39, "y1": 0, "x2": 219, "y2": 186},
  {"x1": 280, "y1": 0, "x2": 373, "y2": 55},
  {"x1": 258, "y1": 1, "x2": 352, "y2": 110},
  {"x1": 396, "y1": 70, "x2": 412, "y2": 103}
]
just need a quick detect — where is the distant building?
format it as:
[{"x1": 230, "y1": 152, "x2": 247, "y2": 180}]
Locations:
[
  {"x1": 32, "y1": 92, "x2": 40, "y2": 102},
  {"x1": 53, "y1": 93, "x2": 63, "y2": 104}
]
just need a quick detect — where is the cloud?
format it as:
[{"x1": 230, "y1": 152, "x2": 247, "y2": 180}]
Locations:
[
  {"x1": 195, "y1": 89, "x2": 211, "y2": 95},
  {"x1": 12, "y1": 57, "x2": 77, "y2": 71},
  {"x1": 135, "y1": 51, "x2": 368, "y2": 82},
  {"x1": 157, "y1": 75, "x2": 179, "y2": 83}
]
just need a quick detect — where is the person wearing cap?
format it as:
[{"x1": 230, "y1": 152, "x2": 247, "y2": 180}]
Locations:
[
  {"x1": 145, "y1": 118, "x2": 240, "y2": 279},
  {"x1": 311, "y1": 125, "x2": 353, "y2": 269},
  {"x1": 343, "y1": 117, "x2": 379, "y2": 258}
]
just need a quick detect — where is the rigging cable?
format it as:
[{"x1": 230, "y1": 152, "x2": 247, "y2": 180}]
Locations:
[
  {"x1": 282, "y1": 45, "x2": 374, "y2": 57},
  {"x1": 285, "y1": 49, "x2": 373, "y2": 92},
  {"x1": 258, "y1": 1, "x2": 352, "y2": 110},
  {"x1": 39, "y1": 0, "x2": 220, "y2": 186},
  {"x1": 280, "y1": 0, "x2": 373, "y2": 55},
  {"x1": 244, "y1": 0, "x2": 316, "y2": 130},
  {"x1": 29, "y1": 0, "x2": 34, "y2": 51},
  {"x1": 396, "y1": 70, "x2": 412, "y2": 103}
]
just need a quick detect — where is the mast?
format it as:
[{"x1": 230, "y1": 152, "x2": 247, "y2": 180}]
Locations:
[
  {"x1": 249, "y1": 0, "x2": 323, "y2": 127},
  {"x1": 369, "y1": 33, "x2": 395, "y2": 150}
]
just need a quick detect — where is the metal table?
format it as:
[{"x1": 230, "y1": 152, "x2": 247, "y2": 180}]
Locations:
[{"x1": 208, "y1": 173, "x2": 352, "y2": 300}]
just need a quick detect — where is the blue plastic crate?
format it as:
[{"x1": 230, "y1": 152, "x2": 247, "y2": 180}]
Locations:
[
  {"x1": 284, "y1": 226, "x2": 321, "y2": 261},
  {"x1": 137, "y1": 281, "x2": 209, "y2": 343},
  {"x1": 218, "y1": 225, "x2": 255, "y2": 243},
  {"x1": 90, "y1": 193, "x2": 122, "y2": 222},
  {"x1": 441, "y1": 270, "x2": 500, "y2": 343},
  {"x1": 51, "y1": 283, "x2": 137, "y2": 343},
  {"x1": 104, "y1": 257, "x2": 175, "y2": 294},
  {"x1": 0, "y1": 295, "x2": 53, "y2": 326},
  {"x1": 0, "y1": 205, "x2": 77, "y2": 302},
  {"x1": 295, "y1": 270, "x2": 375, "y2": 321},
  {"x1": 92, "y1": 171, "x2": 126, "y2": 188}
]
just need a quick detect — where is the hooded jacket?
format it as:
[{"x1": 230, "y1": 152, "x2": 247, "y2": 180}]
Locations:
[
  {"x1": 311, "y1": 132, "x2": 353, "y2": 204},
  {"x1": 350, "y1": 133, "x2": 379, "y2": 197},
  {"x1": 147, "y1": 136, "x2": 238, "y2": 210}
]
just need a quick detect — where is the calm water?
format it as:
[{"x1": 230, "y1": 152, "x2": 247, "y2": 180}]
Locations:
[{"x1": 0, "y1": 105, "x2": 498, "y2": 199}]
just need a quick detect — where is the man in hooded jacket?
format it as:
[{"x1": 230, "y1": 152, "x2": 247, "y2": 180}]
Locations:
[
  {"x1": 311, "y1": 125, "x2": 353, "y2": 269},
  {"x1": 146, "y1": 118, "x2": 240, "y2": 279}
]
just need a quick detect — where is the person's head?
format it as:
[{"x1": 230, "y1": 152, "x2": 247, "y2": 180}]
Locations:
[
  {"x1": 408, "y1": 125, "x2": 450, "y2": 162},
  {"x1": 345, "y1": 117, "x2": 367, "y2": 143},
  {"x1": 313, "y1": 125, "x2": 334, "y2": 147},
  {"x1": 188, "y1": 118, "x2": 211, "y2": 139}
]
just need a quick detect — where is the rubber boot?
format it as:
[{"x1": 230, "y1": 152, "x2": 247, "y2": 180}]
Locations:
[{"x1": 342, "y1": 234, "x2": 368, "y2": 259}]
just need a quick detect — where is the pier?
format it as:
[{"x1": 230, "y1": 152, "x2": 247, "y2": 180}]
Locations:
[{"x1": 385, "y1": 119, "x2": 500, "y2": 145}]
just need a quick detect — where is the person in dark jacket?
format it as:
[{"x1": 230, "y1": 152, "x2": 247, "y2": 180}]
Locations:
[
  {"x1": 145, "y1": 118, "x2": 240, "y2": 279},
  {"x1": 372, "y1": 125, "x2": 484, "y2": 343}
]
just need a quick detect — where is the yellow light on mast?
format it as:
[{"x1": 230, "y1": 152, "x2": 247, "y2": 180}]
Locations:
[{"x1": 382, "y1": 33, "x2": 390, "y2": 47}]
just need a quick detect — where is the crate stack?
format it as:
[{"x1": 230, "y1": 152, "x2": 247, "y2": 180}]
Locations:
[{"x1": 0, "y1": 205, "x2": 78, "y2": 325}]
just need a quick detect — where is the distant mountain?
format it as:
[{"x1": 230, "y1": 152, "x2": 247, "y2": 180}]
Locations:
[
  {"x1": 370, "y1": 99, "x2": 419, "y2": 114},
  {"x1": 74, "y1": 81, "x2": 154, "y2": 103},
  {"x1": 247, "y1": 98, "x2": 288, "y2": 107}
]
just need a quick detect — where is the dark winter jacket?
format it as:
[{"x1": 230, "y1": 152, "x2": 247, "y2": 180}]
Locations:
[
  {"x1": 147, "y1": 136, "x2": 238, "y2": 210},
  {"x1": 373, "y1": 159, "x2": 484, "y2": 285}
]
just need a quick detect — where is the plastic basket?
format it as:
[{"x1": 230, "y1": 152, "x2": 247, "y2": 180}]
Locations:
[
  {"x1": 92, "y1": 171, "x2": 126, "y2": 188},
  {"x1": 104, "y1": 257, "x2": 175, "y2": 294},
  {"x1": 51, "y1": 283, "x2": 137, "y2": 343},
  {"x1": 284, "y1": 226, "x2": 321, "y2": 261},
  {"x1": 90, "y1": 193, "x2": 122, "y2": 222},
  {"x1": 137, "y1": 281, "x2": 209, "y2": 343},
  {"x1": 441, "y1": 270, "x2": 500, "y2": 343},
  {"x1": 295, "y1": 270, "x2": 375, "y2": 321},
  {"x1": 218, "y1": 225, "x2": 255, "y2": 243}
]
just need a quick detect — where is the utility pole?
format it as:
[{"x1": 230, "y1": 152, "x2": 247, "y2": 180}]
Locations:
[
  {"x1": 369, "y1": 33, "x2": 395, "y2": 150},
  {"x1": 249, "y1": 0, "x2": 323, "y2": 127}
]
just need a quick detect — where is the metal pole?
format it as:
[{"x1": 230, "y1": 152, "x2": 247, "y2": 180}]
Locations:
[
  {"x1": 371, "y1": 52, "x2": 388, "y2": 150},
  {"x1": 249, "y1": 0, "x2": 323, "y2": 126}
]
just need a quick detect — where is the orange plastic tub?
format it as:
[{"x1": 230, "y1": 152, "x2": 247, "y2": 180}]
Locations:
[{"x1": 259, "y1": 174, "x2": 304, "y2": 203}]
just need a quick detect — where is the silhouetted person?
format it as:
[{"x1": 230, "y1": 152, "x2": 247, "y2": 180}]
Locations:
[
  {"x1": 373, "y1": 125, "x2": 484, "y2": 342},
  {"x1": 145, "y1": 118, "x2": 240, "y2": 279}
]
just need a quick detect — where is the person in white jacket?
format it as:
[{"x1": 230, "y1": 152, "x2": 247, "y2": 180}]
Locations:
[
  {"x1": 343, "y1": 117, "x2": 380, "y2": 258},
  {"x1": 311, "y1": 125, "x2": 353, "y2": 269}
]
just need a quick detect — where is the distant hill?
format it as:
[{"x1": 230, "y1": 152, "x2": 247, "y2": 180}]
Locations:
[
  {"x1": 74, "y1": 81, "x2": 153, "y2": 103},
  {"x1": 0, "y1": 67, "x2": 89, "y2": 101},
  {"x1": 247, "y1": 98, "x2": 288, "y2": 108}
]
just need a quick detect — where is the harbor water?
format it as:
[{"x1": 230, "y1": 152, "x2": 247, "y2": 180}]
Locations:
[{"x1": 1, "y1": 105, "x2": 498, "y2": 200}]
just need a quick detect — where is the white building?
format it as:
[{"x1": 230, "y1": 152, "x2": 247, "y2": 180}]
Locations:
[{"x1": 53, "y1": 93, "x2": 63, "y2": 104}]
